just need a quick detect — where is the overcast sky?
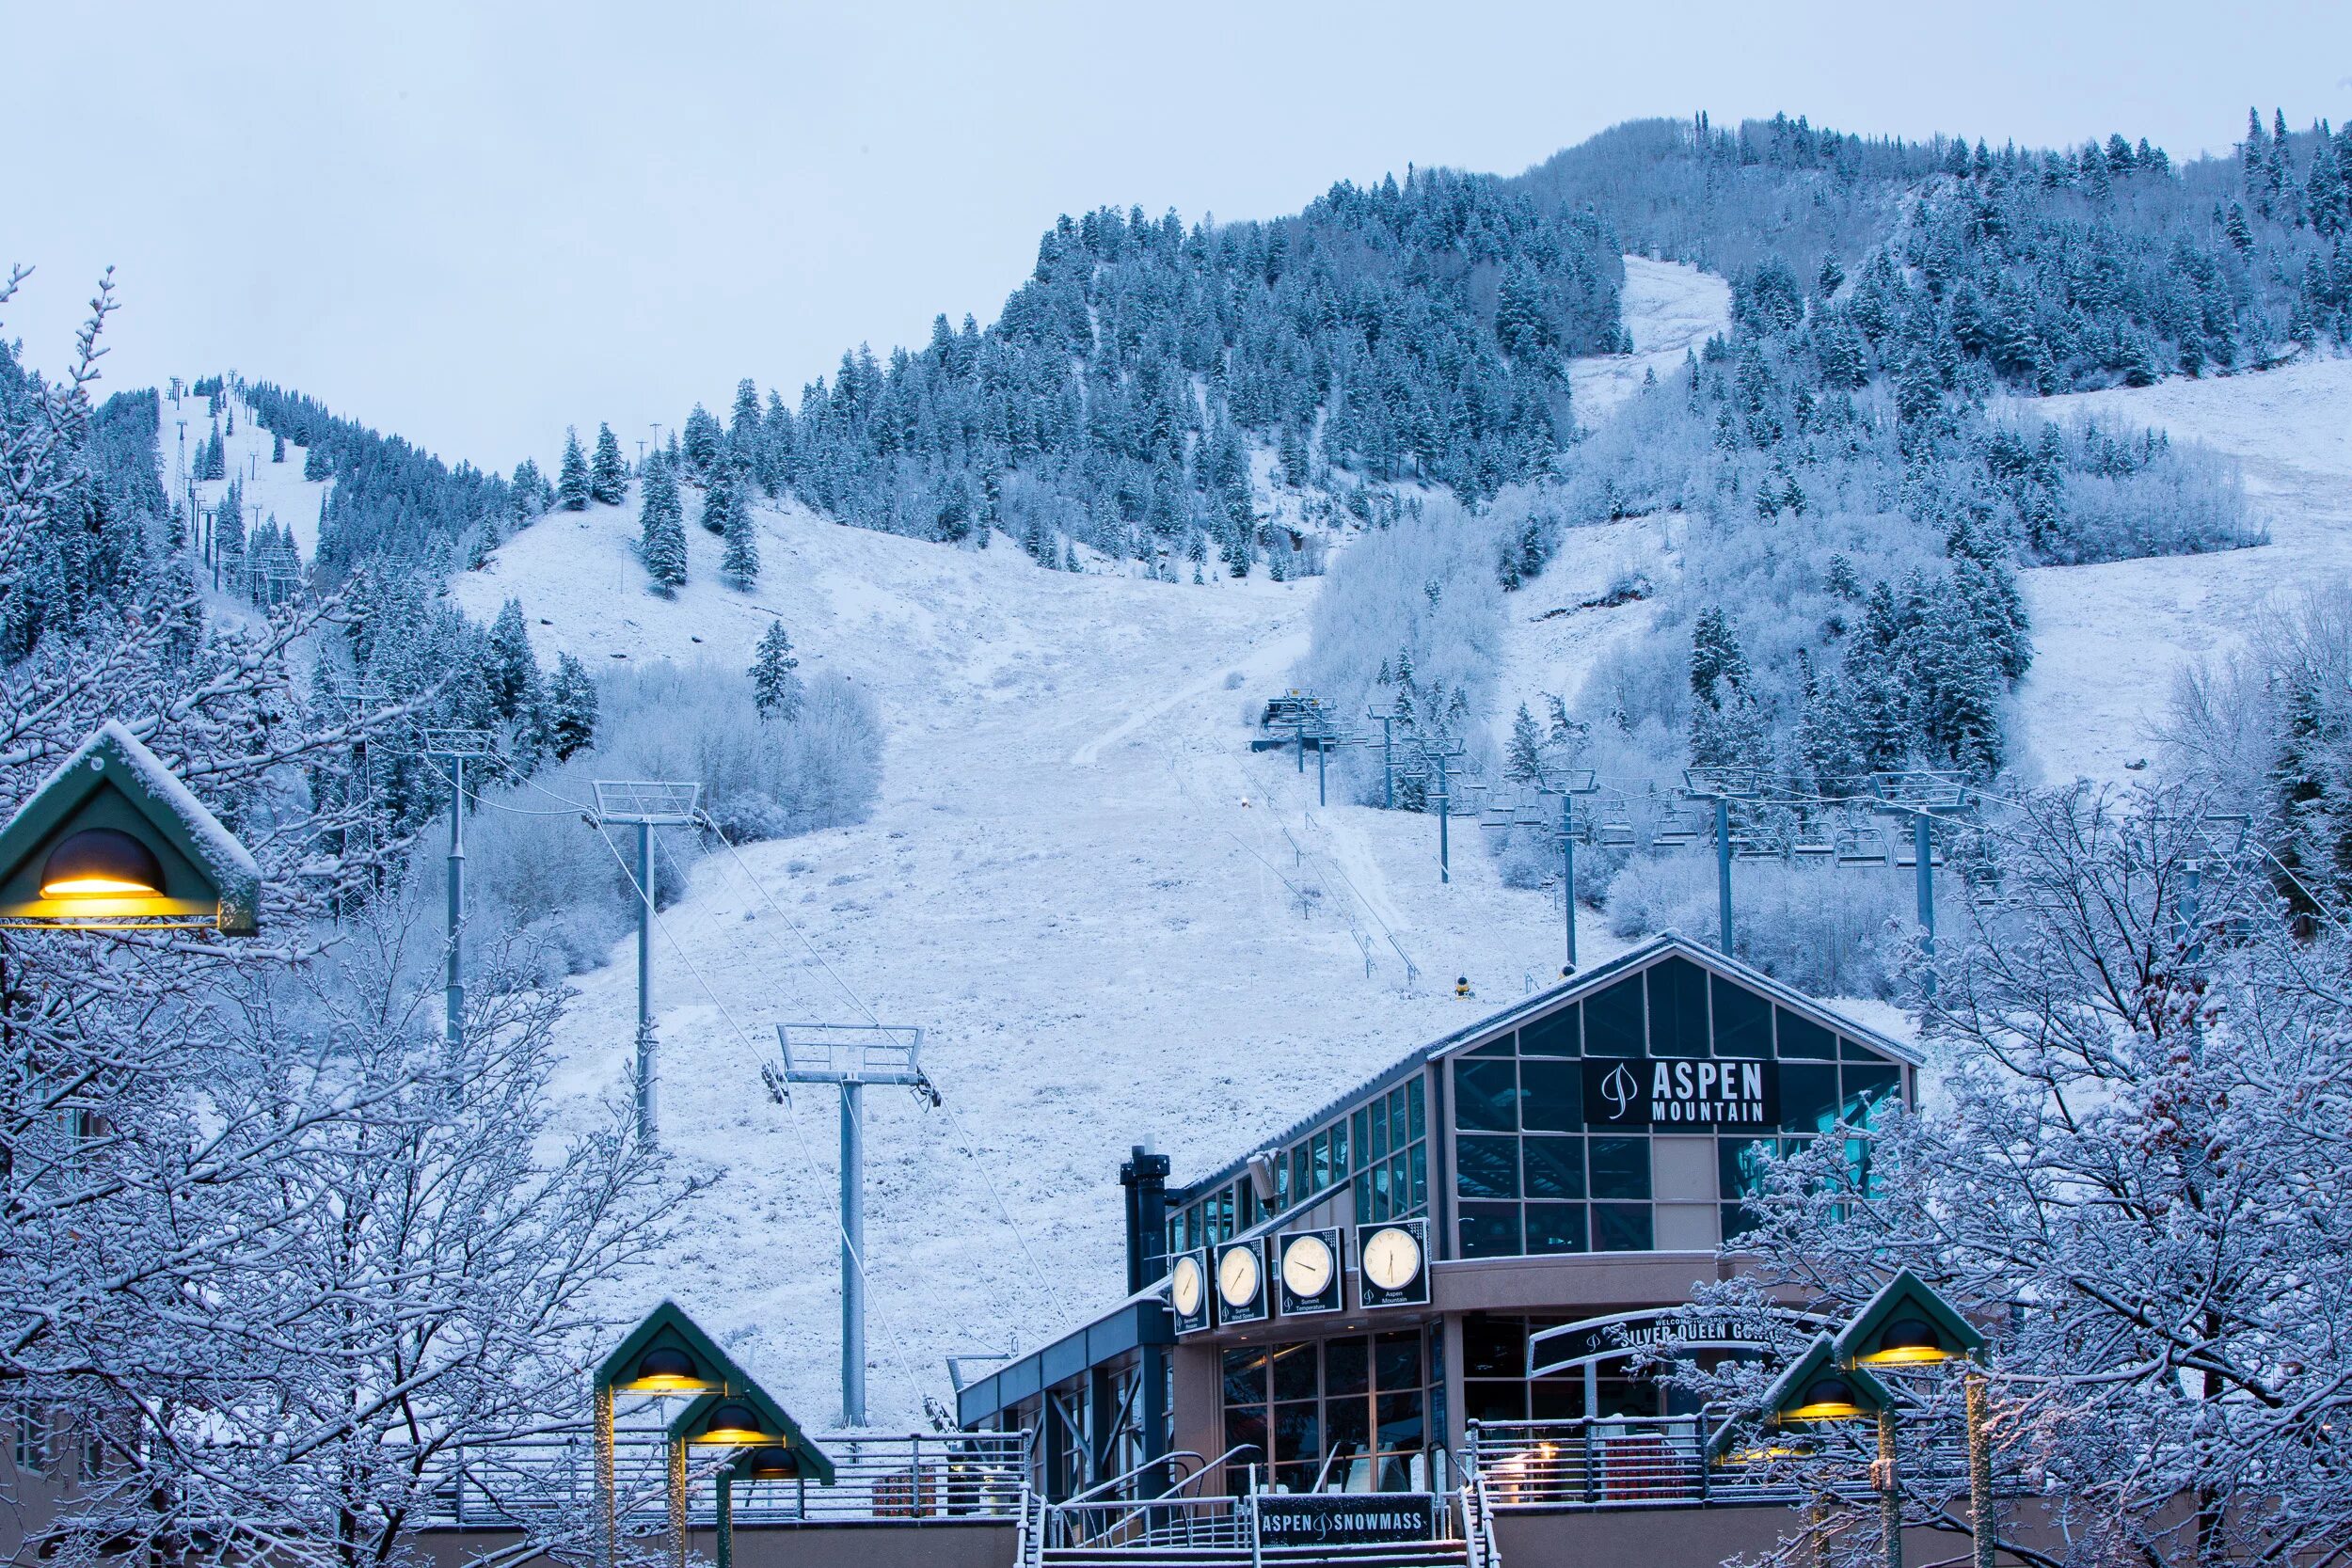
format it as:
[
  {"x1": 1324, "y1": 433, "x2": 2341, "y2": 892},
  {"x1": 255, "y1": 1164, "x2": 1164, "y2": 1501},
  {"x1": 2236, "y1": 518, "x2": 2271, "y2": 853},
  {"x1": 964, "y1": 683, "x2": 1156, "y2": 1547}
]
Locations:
[{"x1": 5, "y1": 1, "x2": 2349, "y2": 470}]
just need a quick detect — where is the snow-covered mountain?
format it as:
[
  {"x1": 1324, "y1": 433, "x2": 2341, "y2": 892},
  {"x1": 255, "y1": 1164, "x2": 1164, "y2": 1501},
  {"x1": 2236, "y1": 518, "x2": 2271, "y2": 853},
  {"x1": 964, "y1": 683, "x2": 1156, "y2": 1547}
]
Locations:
[{"x1": 429, "y1": 243, "x2": 2352, "y2": 1427}]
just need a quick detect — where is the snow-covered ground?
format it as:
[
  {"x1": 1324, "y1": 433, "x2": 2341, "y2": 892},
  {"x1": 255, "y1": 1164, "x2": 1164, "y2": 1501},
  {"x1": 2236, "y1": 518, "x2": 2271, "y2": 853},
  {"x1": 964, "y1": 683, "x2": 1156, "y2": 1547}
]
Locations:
[
  {"x1": 1570, "y1": 257, "x2": 1733, "y2": 427},
  {"x1": 162, "y1": 386, "x2": 334, "y2": 561},
  {"x1": 2010, "y1": 355, "x2": 2352, "y2": 784},
  {"x1": 445, "y1": 262, "x2": 1731, "y2": 1427}
]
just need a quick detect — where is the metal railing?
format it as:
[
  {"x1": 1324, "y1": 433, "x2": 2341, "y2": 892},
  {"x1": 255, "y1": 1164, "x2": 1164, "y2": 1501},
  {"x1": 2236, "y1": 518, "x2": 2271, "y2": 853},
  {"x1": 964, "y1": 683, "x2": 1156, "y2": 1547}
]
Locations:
[
  {"x1": 1468, "y1": 1418, "x2": 1966, "y2": 1512},
  {"x1": 1041, "y1": 1445, "x2": 1263, "y2": 1555},
  {"x1": 425, "y1": 1429, "x2": 1031, "y2": 1528}
]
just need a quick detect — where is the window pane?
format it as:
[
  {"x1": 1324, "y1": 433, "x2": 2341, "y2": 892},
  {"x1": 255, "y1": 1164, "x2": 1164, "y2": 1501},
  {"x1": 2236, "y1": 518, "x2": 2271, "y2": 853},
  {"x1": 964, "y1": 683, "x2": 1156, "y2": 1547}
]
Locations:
[
  {"x1": 1408, "y1": 1145, "x2": 1427, "y2": 1212},
  {"x1": 1454, "y1": 1059, "x2": 1520, "y2": 1131},
  {"x1": 1271, "y1": 1343, "x2": 1316, "y2": 1402},
  {"x1": 1455, "y1": 1135, "x2": 1520, "y2": 1198},
  {"x1": 1224, "y1": 1405, "x2": 1267, "y2": 1462},
  {"x1": 1711, "y1": 977, "x2": 1772, "y2": 1057},
  {"x1": 1461, "y1": 1316, "x2": 1525, "y2": 1379},
  {"x1": 1327, "y1": 1397, "x2": 1370, "y2": 1451},
  {"x1": 1585, "y1": 977, "x2": 1645, "y2": 1057},
  {"x1": 1469, "y1": 1034, "x2": 1515, "y2": 1056},
  {"x1": 1333, "y1": 1119, "x2": 1350, "y2": 1175},
  {"x1": 1312, "y1": 1132, "x2": 1332, "y2": 1191},
  {"x1": 1371, "y1": 1159, "x2": 1391, "y2": 1221},
  {"x1": 1775, "y1": 1008, "x2": 1835, "y2": 1058},
  {"x1": 1390, "y1": 1088, "x2": 1409, "y2": 1154},
  {"x1": 1352, "y1": 1171, "x2": 1370, "y2": 1219},
  {"x1": 1223, "y1": 1347, "x2": 1268, "y2": 1407},
  {"x1": 1375, "y1": 1391, "x2": 1424, "y2": 1450},
  {"x1": 1354, "y1": 1109, "x2": 1370, "y2": 1164},
  {"x1": 1722, "y1": 1202, "x2": 1761, "y2": 1244},
  {"x1": 1527, "y1": 1203, "x2": 1589, "y2": 1254},
  {"x1": 1519, "y1": 1060, "x2": 1583, "y2": 1131},
  {"x1": 1780, "y1": 1065, "x2": 1841, "y2": 1132},
  {"x1": 1523, "y1": 1136, "x2": 1586, "y2": 1198},
  {"x1": 1646, "y1": 958, "x2": 1710, "y2": 1058},
  {"x1": 1371, "y1": 1102, "x2": 1390, "y2": 1160},
  {"x1": 1375, "y1": 1332, "x2": 1423, "y2": 1390},
  {"x1": 1458, "y1": 1202, "x2": 1523, "y2": 1258},
  {"x1": 1389, "y1": 1152, "x2": 1408, "y2": 1216},
  {"x1": 1589, "y1": 1135, "x2": 1651, "y2": 1200},
  {"x1": 1274, "y1": 1402, "x2": 1319, "y2": 1464},
  {"x1": 1719, "y1": 1136, "x2": 1774, "y2": 1198},
  {"x1": 1408, "y1": 1078, "x2": 1426, "y2": 1142},
  {"x1": 1519, "y1": 1002, "x2": 1580, "y2": 1056},
  {"x1": 1593, "y1": 1202, "x2": 1655, "y2": 1253},
  {"x1": 1468, "y1": 1381, "x2": 1528, "y2": 1423},
  {"x1": 1531, "y1": 1378, "x2": 1584, "y2": 1419},
  {"x1": 1326, "y1": 1338, "x2": 1369, "y2": 1396},
  {"x1": 1841, "y1": 1065, "x2": 1901, "y2": 1123}
]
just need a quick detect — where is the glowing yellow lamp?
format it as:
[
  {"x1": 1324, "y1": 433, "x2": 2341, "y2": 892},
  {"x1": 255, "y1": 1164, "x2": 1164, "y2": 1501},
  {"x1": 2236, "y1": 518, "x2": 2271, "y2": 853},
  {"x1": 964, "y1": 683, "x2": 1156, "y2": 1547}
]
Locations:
[
  {"x1": 40, "y1": 829, "x2": 165, "y2": 898},
  {"x1": 1784, "y1": 1375, "x2": 1867, "y2": 1422},
  {"x1": 1858, "y1": 1316, "x2": 1956, "y2": 1367},
  {"x1": 693, "y1": 1401, "x2": 781, "y2": 1446},
  {"x1": 622, "y1": 1345, "x2": 719, "y2": 1394}
]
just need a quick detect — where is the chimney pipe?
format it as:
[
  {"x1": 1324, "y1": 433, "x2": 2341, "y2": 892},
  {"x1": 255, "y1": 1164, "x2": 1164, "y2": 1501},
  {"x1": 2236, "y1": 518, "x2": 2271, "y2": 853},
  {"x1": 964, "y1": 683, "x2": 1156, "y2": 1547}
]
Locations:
[{"x1": 1120, "y1": 1142, "x2": 1170, "y2": 1296}]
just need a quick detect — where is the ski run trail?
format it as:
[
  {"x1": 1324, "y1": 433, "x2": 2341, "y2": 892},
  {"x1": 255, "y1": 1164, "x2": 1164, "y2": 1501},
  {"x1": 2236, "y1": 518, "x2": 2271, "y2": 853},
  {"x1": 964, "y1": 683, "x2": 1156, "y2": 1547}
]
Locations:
[{"x1": 445, "y1": 255, "x2": 2348, "y2": 1426}]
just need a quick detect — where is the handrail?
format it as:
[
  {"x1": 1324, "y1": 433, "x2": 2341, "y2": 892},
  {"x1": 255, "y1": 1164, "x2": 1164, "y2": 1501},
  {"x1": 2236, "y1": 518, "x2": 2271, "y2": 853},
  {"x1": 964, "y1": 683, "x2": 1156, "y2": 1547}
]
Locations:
[
  {"x1": 1156, "y1": 1442, "x2": 1263, "y2": 1499},
  {"x1": 1309, "y1": 1440, "x2": 1350, "y2": 1495},
  {"x1": 1060, "y1": 1449, "x2": 1204, "y2": 1508}
]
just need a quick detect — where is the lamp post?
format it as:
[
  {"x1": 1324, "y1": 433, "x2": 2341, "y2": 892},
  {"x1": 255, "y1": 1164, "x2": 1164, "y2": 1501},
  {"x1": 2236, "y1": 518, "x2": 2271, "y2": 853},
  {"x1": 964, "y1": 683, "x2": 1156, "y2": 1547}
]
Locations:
[
  {"x1": 665, "y1": 1390, "x2": 833, "y2": 1568},
  {"x1": 1713, "y1": 1334, "x2": 1898, "y2": 1566},
  {"x1": 1805, "y1": 1271, "x2": 1996, "y2": 1568}
]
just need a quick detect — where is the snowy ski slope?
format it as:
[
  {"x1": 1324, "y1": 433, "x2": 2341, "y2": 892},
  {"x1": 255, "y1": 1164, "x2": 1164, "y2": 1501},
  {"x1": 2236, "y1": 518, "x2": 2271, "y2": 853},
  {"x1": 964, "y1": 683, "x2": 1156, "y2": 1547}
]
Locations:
[{"x1": 444, "y1": 255, "x2": 2352, "y2": 1425}]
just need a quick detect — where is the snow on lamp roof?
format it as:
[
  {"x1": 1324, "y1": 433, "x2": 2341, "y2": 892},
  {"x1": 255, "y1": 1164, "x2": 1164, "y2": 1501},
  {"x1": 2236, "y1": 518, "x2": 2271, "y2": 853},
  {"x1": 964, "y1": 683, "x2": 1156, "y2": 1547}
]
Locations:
[{"x1": 0, "y1": 721, "x2": 261, "y2": 933}]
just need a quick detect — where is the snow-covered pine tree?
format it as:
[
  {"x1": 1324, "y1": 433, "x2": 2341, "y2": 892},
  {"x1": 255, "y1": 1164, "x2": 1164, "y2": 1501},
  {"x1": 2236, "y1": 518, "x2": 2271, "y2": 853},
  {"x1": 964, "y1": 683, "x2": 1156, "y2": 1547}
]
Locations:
[
  {"x1": 750, "y1": 619, "x2": 803, "y2": 720},
  {"x1": 271, "y1": 429, "x2": 285, "y2": 463},
  {"x1": 720, "y1": 499, "x2": 760, "y2": 590},
  {"x1": 556, "y1": 427, "x2": 591, "y2": 511},
  {"x1": 1504, "y1": 701, "x2": 1549, "y2": 785},
  {"x1": 681, "y1": 402, "x2": 723, "y2": 475},
  {"x1": 485, "y1": 596, "x2": 544, "y2": 724},
  {"x1": 216, "y1": 477, "x2": 246, "y2": 561},
  {"x1": 638, "y1": 484, "x2": 689, "y2": 596},
  {"x1": 700, "y1": 467, "x2": 737, "y2": 536},
  {"x1": 590, "y1": 421, "x2": 628, "y2": 504},
  {"x1": 542, "y1": 650, "x2": 598, "y2": 759}
]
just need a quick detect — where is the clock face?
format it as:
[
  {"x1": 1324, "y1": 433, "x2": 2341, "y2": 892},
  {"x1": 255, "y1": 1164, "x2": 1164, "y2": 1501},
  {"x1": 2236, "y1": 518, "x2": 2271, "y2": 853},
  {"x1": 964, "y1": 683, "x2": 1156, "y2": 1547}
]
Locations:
[
  {"x1": 1216, "y1": 1243, "x2": 1262, "y2": 1308},
  {"x1": 1280, "y1": 1234, "x2": 1334, "y2": 1299},
  {"x1": 1361, "y1": 1226, "x2": 1422, "y2": 1291},
  {"x1": 1169, "y1": 1255, "x2": 1204, "y2": 1319}
]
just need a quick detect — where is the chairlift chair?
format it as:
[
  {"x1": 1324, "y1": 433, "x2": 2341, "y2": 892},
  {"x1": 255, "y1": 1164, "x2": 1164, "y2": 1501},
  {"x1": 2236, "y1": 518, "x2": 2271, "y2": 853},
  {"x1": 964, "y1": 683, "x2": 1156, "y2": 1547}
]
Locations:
[
  {"x1": 1835, "y1": 825, "x2": 1890, "y2": 867},
  {"x1": 1596, "y1": 792, "x2": 1637, "y2": 847},
  {"x1": 1791, "y1": 822, "x2": 1836, "y2": 861}
]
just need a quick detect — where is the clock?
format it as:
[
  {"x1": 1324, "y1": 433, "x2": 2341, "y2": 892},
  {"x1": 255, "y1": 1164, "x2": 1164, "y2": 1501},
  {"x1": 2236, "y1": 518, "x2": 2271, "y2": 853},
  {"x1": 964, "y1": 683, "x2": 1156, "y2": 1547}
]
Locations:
[
  {"x1": 1356, "y1": 1219, "x2": 1429, "y2": 1307},
  {"x1": 1217, "y1": 1242, "x2": 1263, "y2": 1308},
  {"x1": 1169, "y1": 1253, "x2": 1205, "y2": 1323},
  {"x1": 1280, "y1": 1233, "x2": 1334, "y2": 1299}
]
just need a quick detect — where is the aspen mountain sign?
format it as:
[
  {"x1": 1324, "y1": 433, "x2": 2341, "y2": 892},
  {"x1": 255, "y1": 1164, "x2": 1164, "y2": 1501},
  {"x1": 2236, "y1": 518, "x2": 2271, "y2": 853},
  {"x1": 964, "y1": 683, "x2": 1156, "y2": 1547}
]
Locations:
[{"x1": 1581, "y1": 1058, "x2": 1779, "y2": 1127}]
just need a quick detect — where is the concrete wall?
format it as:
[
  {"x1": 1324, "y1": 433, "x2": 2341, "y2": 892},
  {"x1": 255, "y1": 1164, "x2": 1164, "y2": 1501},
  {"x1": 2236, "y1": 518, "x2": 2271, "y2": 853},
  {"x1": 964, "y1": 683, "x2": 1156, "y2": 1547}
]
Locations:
[
  {"x1": 417, "y1": 1523, "x2": 1015, "y2": 1568},
  {"x1": 1495, "y1": 1509, "x2": 1971, "y2": 1568}
]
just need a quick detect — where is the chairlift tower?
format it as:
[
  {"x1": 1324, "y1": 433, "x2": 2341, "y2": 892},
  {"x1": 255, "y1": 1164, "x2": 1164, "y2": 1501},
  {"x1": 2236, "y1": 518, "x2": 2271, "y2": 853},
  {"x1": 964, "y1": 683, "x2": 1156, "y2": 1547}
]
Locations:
[
  {"x1": 424, "y1": 730, "x2": 498, "y2": 1057},
  {"x1": 1867, "y1": 769, "x2": 1968, "y2": 988},
  {"x1": 1481, "y1": 769, "x2": 1601, "y2": 972},
  {"x1": 1405, "y1": 741, "x2": 1476, "y2": 883},
  {"x1": 1682, "y1": 767, "x2": 1769, "y2": 954},
  {"x1": 776, "y1": 1023, "x2": 936, "y2": 1428},
  {"x1": 593, "y1": 781, "x2": 703, "y2": 1144}
]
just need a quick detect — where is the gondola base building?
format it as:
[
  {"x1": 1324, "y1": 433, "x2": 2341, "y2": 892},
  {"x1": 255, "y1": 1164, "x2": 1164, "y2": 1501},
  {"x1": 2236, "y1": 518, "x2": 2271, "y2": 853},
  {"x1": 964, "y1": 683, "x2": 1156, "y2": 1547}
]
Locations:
[{"x1": 945, "y1": 934, "x2": 1982, "y2": 1565}]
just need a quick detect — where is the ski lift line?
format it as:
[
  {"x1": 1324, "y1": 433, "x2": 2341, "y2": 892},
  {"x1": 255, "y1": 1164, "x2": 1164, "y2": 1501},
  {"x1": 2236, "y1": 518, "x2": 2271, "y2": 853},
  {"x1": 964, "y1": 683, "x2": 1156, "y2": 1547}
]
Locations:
[
  {"x1": 1298, "y1": 813, "x2": 1421, "y2": 979},
  {"x1": 593, "y1": 826, "x2": 930, "y2": 1411},
  {"x1": 414, "y1": 752, "x2": 583, "y2": 819},
  {"x1": 694, "y1": 815, "x2": 1073, "y2": 1325}
]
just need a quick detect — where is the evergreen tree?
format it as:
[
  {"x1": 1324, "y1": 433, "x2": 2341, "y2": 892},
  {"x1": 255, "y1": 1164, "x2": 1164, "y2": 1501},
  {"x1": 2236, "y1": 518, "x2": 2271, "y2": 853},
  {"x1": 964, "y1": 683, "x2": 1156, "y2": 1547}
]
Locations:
[
  {"x1": 720, "y1": 502, "x2": 760, "y2": 590},
  {"x1": 217, "y1": 479, "x2": 246, "y2": 561},
  {"x1": 485, "y1": 598, "x2": 542, "y2": 721},
  {"x1": 1688, "y1": 606, "x2": 1750, "y2": 709},
  {"x1": 750, "y1": 620, "x2": 803, "y2": 720},
  {"x1": 636, "y1": 455, "x2": 689, "y2": 594},
  {"x1": 271, "y1": 430, "x2": 286, "y2": 464},
  {"x1": 681, "y1": 404, "x2": 723, "y2": 475},
  {"x1": 1504, "y1": 702, "x2": 1549, "y2": 785},
  {"x1": 542, "y1": 652, "x2": 598, "y2": 760},
  {"x1": 302, "y1": 438, "x2": 328, "y2": 482},
  {"x1": 701, "y1": 468, "x2": 737, "y2": 536},
  {"x1": 590, "y1": 423, "x2": 628, "y2": 505},
  {"x1": 556, "y1": 428, "x2": 591, "y2": 511}
]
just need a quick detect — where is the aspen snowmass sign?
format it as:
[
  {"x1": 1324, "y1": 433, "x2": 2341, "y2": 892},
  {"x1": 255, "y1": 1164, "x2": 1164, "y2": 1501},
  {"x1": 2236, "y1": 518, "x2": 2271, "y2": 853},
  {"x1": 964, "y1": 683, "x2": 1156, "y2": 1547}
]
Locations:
[{"x1": 1582, "y1": 1058, "x2": 1778, "y2": 1126}]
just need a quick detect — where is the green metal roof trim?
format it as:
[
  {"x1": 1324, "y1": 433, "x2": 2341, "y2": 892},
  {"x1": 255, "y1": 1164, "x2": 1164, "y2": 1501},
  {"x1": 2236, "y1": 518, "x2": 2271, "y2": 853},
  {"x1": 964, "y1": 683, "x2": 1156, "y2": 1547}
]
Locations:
[
  {"x1": 0, "y1": 721, "x2": 261, "y2": 932},
  {"x1": 665, "y1": 1389, "x2": 836, "y2": 1485},
  {"x1": 596, "y1": 1299, "x2": 757, "y2": 1395},
  {"x1": 1169, "y1": 932, "x2": 1919, "y2": 1204}
]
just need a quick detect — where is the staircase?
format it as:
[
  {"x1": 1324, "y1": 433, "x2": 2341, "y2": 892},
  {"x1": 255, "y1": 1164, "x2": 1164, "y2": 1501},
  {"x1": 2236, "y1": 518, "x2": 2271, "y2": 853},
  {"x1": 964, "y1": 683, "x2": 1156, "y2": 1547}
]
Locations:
[{"x1": 1044, "y1": 1542, "x2": 1470, "y2": 1568}]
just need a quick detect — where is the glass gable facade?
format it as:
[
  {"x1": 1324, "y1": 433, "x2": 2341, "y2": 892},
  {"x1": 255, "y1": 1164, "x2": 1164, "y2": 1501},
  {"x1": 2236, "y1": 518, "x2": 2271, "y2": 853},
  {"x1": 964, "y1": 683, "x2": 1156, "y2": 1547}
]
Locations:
[
  {"x1": 1168, "y1": 1076, "x2": 1428, "y2": 1256},
  {"x1": 1449, "y1": 955, "x2": 1907, "y2": 1259}
]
